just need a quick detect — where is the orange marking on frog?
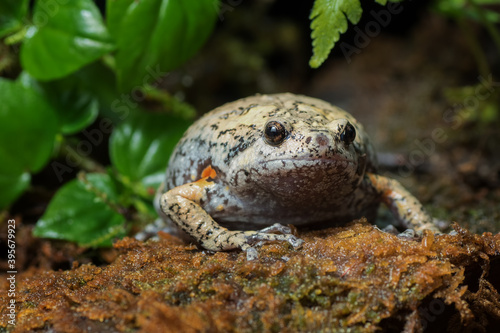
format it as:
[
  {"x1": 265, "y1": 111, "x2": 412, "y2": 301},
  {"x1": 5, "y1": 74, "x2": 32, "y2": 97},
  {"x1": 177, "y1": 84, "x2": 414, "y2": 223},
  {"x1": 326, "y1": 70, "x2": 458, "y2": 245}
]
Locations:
[{"x1": 201, "y1": 165, "x2": 217, "y2": 180}]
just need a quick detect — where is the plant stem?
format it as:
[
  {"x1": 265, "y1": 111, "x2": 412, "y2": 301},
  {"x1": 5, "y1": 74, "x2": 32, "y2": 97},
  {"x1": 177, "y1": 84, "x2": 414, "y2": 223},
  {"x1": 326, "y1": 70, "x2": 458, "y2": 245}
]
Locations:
[
  {"x1": 4, "y1": 26, "x2": 27, "y2": 45},
  {"x1": 60, "y1": 140, "x2": 106, "y2": 174},
  {"x1": 142, "y1": 85, "x2": 196, "y2": 119}
]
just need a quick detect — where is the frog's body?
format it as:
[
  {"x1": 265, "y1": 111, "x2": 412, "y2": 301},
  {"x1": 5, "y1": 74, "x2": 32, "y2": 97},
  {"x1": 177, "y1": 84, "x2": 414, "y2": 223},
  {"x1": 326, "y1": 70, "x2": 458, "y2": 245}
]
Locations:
[{"x1": 154, "y1": 93, "x2": 438, "y2": 258}]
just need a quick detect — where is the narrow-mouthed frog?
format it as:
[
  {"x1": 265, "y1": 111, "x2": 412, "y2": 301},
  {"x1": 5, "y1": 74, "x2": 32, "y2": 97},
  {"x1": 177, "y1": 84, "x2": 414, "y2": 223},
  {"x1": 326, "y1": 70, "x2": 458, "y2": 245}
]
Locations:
[{"x1": 153, "y1": 93, "x2": 438, "y2": 259}]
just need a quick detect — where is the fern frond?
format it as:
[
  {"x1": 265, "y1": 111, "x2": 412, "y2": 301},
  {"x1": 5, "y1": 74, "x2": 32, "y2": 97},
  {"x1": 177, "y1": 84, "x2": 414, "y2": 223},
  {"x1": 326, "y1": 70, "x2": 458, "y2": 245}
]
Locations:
[{"x1": 309, "y1": 0, "x2": 362, "y2": 68}]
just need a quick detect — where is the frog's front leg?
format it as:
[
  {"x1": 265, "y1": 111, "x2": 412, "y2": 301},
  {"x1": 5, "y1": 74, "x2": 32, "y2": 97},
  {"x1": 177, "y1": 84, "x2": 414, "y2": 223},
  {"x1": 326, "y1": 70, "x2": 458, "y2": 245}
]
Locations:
[
  {"x1": 160, "y1": 178, "x2": 303, "y2": 259},
  {"x1": 366, "y1": 173, "x2": 440, "y2": 233}
]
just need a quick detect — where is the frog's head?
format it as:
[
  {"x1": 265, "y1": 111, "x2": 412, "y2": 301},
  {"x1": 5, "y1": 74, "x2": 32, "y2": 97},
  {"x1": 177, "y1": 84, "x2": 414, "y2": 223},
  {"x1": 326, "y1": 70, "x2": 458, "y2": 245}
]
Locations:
[{"x1": 228, "y1": 98, "x2": 374, "y2": 207}]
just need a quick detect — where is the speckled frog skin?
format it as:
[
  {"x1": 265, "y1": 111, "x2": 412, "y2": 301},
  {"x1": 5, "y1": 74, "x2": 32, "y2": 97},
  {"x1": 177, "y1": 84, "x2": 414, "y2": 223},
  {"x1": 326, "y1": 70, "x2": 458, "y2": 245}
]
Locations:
[{"x1": 154, "y1": 93, "x2": 438, "y2": 259}]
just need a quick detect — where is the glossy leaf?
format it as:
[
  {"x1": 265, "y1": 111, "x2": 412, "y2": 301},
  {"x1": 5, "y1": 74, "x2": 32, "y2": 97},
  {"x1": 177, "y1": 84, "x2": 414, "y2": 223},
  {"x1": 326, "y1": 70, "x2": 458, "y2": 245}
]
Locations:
[
  {"x1": 0, "y1": 172, "x2": 30, "y2": 209},
  {"x1": 110, "y1": 112, "x2": 191, "y2": 190},
  {"x1": 21, "y1": 0, "x2": 115, "y2": 80},
  {"x1": 0, "y1": 0, "x2": 29, "y2": 38},
  {"x1": 18, "y1": 72, "x2": 98, "y2": 135},
  {"x1": 0, "y1": 78, "x2": 58, "y2": 175},
  {"x1": 72, "y1": 61, "x2": 125, "y2": 123},
  {"x1": 309, "y1": 0, "x2": 362, "y2": 68},
  {"x1": 0, "y1": 77, "x2": 57, "y2": 208},
  {"x1": 33, "y1": 173, "x2": 128, "y2": 247},
  {"x1": 110, "y1": 0, "x2": 218, "y2": 91},
  {"x1": 106, "y1": 0, "x2": 135, "y2": 39}
]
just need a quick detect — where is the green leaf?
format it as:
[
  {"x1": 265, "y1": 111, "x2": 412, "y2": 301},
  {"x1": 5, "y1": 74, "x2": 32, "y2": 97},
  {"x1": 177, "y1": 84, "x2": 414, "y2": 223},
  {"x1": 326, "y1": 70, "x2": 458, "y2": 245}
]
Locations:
[
  {"x1": 72, "y1": 61, "x2": 126, "y2": 123},
  {"x1": 0, "y1": 172, "x2": 30, "y2": 209},
  {"x1": 106, "y1": 0, "x2": 135, "y2": 40},
  {"x1": 33, "y1": 173, "x2": 128, "y2": 247},
  {"x1": 18, "y1": 72, "x2": 98, "y2": 135},
  {"x1": 0, "y1": 77, "x2": 58, "y2": 208},
  {"x1": 0, "y1": 78, "x2": 58, "y2": 175},
  {"x1": 0, "y1": 0, "x2": 29, "y2": 38},
  {"x1": 21, "y1": 0, "x2": 115, "y2": 81},
  {"x1": 110, "y1": 112, "x2": 191, "y2": 190},
  {"x1": 110, "y1": 0, "x2": 218, "y2": 91},
  {"x1": 309, "y1": 0, "x2": 362, "y2": 68}
]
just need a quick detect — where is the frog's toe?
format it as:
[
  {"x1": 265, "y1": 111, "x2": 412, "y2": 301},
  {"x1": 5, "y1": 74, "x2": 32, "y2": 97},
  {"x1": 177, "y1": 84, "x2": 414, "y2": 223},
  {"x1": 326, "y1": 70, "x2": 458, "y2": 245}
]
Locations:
[
  {"x1": 381, "y1": 224, "x2": 399, "y2": 235},
  {"x1": 397, "y1": 228, "x2": 422, "y2": 240},
  {"x1": 242, "y1": 244, "x2": 259, "y2": 261},
  {"x1": 287, "y1": 235, "x2": 304, "y2": 248},
  {"x1": 259, "y1": 223, "x2": 293, "y2": 234},
  {"x1": 241, "y1": 233, "x2": 303, "y2": 260},
  {"x1": 245, "y1": 232, "x2": 304, "y2": 249}
]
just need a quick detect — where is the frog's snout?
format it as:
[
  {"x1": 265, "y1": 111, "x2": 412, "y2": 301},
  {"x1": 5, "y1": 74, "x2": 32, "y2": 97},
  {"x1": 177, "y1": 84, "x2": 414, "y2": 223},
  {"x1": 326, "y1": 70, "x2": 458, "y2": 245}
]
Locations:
[
  {"x1": 306, "y1": 132, "x2": 337, "y2": 159},
  {"x1": 315, "y1": 133, "x2": 330, "y2": 147}
]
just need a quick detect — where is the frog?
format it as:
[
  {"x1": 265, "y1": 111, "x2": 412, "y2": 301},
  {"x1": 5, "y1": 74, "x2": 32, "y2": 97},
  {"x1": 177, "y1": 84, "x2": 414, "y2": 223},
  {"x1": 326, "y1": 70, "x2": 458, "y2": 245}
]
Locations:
[{"x1": 150, "y1": 93, "x2": 439, "y2": 259}]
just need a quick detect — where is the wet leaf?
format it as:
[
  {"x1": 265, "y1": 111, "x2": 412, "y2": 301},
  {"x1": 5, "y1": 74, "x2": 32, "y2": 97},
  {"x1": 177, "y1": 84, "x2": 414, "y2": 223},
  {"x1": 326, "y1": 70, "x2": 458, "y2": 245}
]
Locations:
[
  {"x1": 33, "y1": 173, "x2": 128, "y2": 247},
  {"x1": 110, "y1": 112, "x2": 191, "y2": 190},
  {"x1": 0, "y1": 78, "x2": 58, "y2": 175},
  {"x1": 21, "y1": 0, "x2": 115, "y2": 80},
  {"x1": 109, "y1": 0, "x2": 218, "y2": 91},
  {"x1": 18, "y1": 72, "x2": 99, "y2": 135}
]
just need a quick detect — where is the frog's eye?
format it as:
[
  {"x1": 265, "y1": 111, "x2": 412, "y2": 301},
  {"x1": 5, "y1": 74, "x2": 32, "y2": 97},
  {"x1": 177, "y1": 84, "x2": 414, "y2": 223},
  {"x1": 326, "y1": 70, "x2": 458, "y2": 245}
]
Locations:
[
  {"x1": 264, "y1": 120, "x2": 289, "y2": 146},
  {"x1": 340, "y1": 122, "x2": 356, "y2": 145}
]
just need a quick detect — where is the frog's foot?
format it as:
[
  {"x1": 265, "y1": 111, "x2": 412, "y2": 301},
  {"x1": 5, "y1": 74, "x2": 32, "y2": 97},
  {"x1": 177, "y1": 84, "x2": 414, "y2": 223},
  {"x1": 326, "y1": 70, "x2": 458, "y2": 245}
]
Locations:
[
  {"x1": 366, "y1": 173, "x2": 442, "y2": 233},
  {"x1": 161, "y1": 183, "x2": 304, "y2": 259},
  {"x1": 258, "y1": 223, "x2": 296, "y2": 235},
  {"x1": 237, "y1": 230, "x2": 304, "y2": 260},
  {"x1": 385, "y1": 221, "x2": 445, "y2": 240},
  {"x1": 245, "y1": 229, "x2": 304, "y2": 248},
  {"x1": 413, "y1": 218, "x2": 446, "y2": 234},
  {"x1": 209, "y1": 228, "x2": 303, "y2": 260}
]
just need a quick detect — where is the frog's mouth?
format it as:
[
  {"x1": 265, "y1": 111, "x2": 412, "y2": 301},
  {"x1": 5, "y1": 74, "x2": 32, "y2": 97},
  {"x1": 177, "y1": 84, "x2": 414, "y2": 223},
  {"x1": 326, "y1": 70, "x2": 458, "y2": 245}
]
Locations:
[
  {"x1": 247, "y1": 158, "x2": 361, "y2": 203},
  {"x1": 261, "y1": 156, "x2": 355, "y2": 164},
  {"x1": 257, "y1": 157, "x2": 356, "y2": 172}
]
